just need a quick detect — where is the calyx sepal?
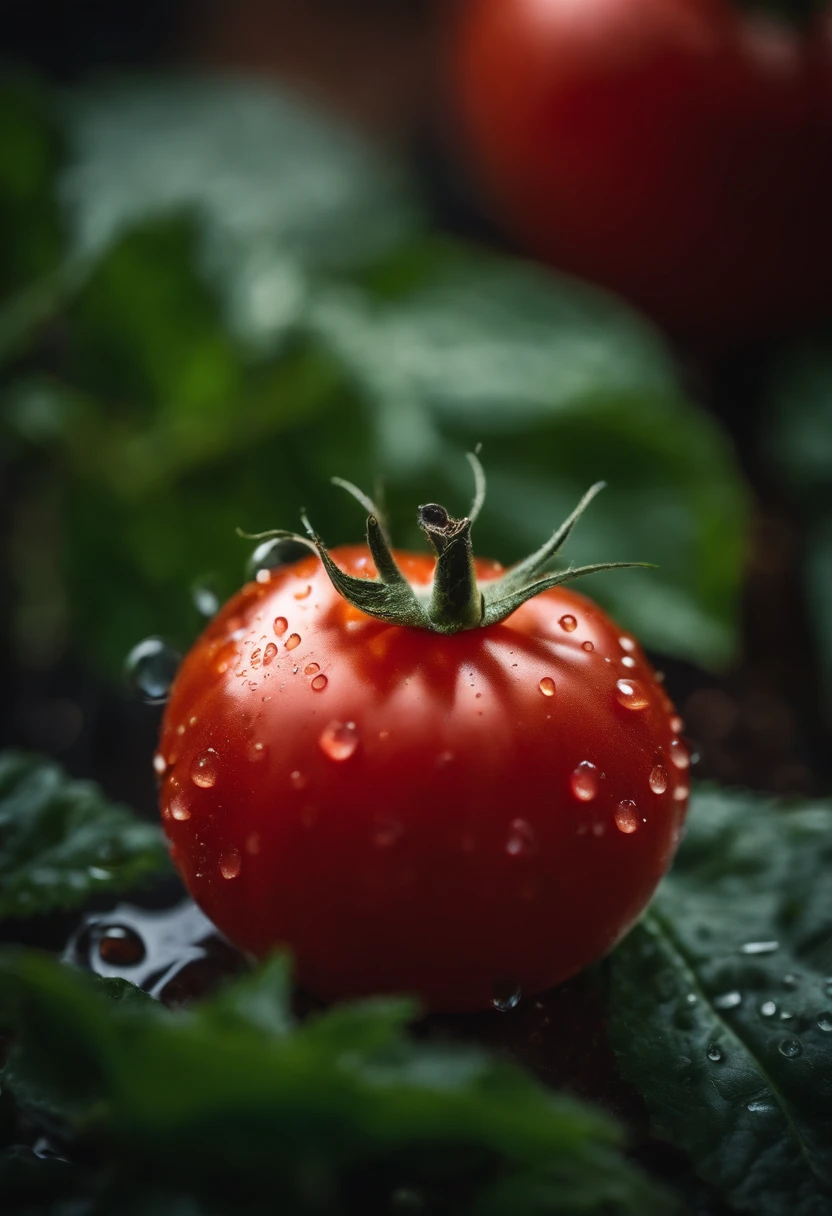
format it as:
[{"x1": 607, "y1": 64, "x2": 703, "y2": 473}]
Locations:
[{"x1": 240, "y1": 456, "x2": 652, "y2": 635}]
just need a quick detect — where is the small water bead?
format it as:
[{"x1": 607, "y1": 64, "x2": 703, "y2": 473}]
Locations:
[
  {"x1": 670, "y1": 715, "x2": 684, "y2": 734},
  {"x1": 581, "y1": 640, "x2": 594, "y2": 652},
  {"x1": 760, "y1": 1001, "x2": 777, "y2": 1017},
  {"x1": 492, "y1": 981, "x2": 522, "y2": 1012},
  {"x1": 713, "y1": 990, "x2": 742, "y2": 1010},
  {"x1": 741, "y1": 940, "x2": 779, "y2": 956},
  {"x1": 170, "y1": 793, "x2": 191, "y2": 821},
  {"x1": 649, "y1": 764, "x2": 668, "y2": 794},
  {"x1": 620, "y1": 655, "x2": 637, "y2": 669},
  {"x1": 538, "y1": 677, "x2": 556, "y2": 697},
  {"x1": 778, "y1": 1038, "x2": 802, "y2": 1058},
  {"x1": 559, "y1": 614, "x2": 577, "y2": 632},
  {"x1": 319, "y1": 720, "x2": 359, "y2": 761},
  {"x1": 125, "y1": 637, "x2": 181, "y2": 703},
  {"x1": 311, "y1": 674, "x2": 328, "y2": 692},
  {"x1": 191, "y1": 750, "x2": 219, "y2": 789},
  {"x1": 97, "y1": 925, "x2": 146, "y2": 967},
  {"x1": 673, "y1": 783, "x2": 690, "y2": 802},
  {"x1": 506, "y1": 818, "x2": 537, "y2": 858},
  {"x1": 571, "y1": 761, "x2": 599, "y2": 802},
  {"x1": 707, "y1": 1044, "x2": 723, "y2": 1062},
  {"x1": 817, "y1": 1012, "x2": 832, "y2": 1032},
  {"x1": 290, "y1": 770, "x2": 307, "y2": 790},
  {"x1": 273, "y1": 617, "x2": 288, "y2": 637},
  {"x1": 219, "y1": 849, "x2": 242, "y2": 880},
  {"x1": 294, "y1": 585, "x2": 312, "y2": 600},
  {"x1": 748, "y1": 1097, "x2": 777, "y2": 1114},
  {"x1": 669, "y1": 739, "x2": 690, "y2": 770},
  {"x1": 255, "y1": 569, "x2": 271, "y2": 584},
  {"x1": 616, "y1": 678, "x2": 650, "y2": 710},
  {"x1": 780, "y1": 1010, "x2": 795, "y2": 1022},
  {"x1": 262, "y1": 643, "x2": 278, "y2": 665},
  {"x1": 249, "y1": 741, "x2": 268, "y2": 763},
  {"x1": 614, "y1": 800, "x2": 639, "y2": 834},
  {"x1": 304, "y1": 662, "x2": 320, "y2": 675},
  {"x1": 285, "y1": 633, "x2": 301, "y2": 651},
  {"x1": 153, "y1": 752, "x2": 167, "y2": 776},
  {"x1": 619, "y1": 636, "x2": 636, "y2": 653},
  {"x1": 783, "y1": 973, "x2": 798, "y2": 989}
]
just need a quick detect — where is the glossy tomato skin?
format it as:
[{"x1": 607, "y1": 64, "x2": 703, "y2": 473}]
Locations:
[
  {"x1": 455, "y1": 0, "x2": 832, "y2": 342},
  {"x1": 158, "y1": 548, "x2": 688, "y2": 1013}
]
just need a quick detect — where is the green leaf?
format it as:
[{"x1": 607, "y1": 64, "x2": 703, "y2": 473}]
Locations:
[
  {"x1": 608, "y1": 785, "x2": 832, "y2": 1216},
  {"x1": 0, "y1": 752, "x2": 170, "y2": 921},
  {"x1": 0, "y1": 953, "x2": 670, "y2": 1215},
  {"x1": 0, "y1": 1146, "x2": 89, "y2": 1216}
]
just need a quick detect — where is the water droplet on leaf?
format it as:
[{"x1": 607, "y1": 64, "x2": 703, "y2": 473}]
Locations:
[
  {"x1": 125, "y1": 638, "x2": 180, "y2": 703},
  {"x1": 778, "y1": 1038, "x2": 801, "y2": 1058},
  {"x1": 713, "y1": 990, "x2": 742, "y2": 1010}
]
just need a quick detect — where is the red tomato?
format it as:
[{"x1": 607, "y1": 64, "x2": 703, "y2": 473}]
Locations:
[
  {"x1": 157, "y1": 545, "x2": 688, "y2": 1013},
  {"x1": 454, "y1": 0, "x2": 832, "y2": 342}
]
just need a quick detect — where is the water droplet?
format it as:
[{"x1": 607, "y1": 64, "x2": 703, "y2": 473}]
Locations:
[
  {"x1": 619, "y1": 636, "x2": 636, "y2": 653},
  {"x1": 285, "y1": 633, "x2": 301, "y2": 651},
  {"x1": 256, "y1": 569, "x2": 271, "y2": 584},
  {"x1": 262, "y1": 642, "x2": 278, "y2": 665},
  {"x1": 783, "y1": 973, "x2": 798, "y2": 989},
  {"x1": 581, "y1": 640, "x2": 594, "y2": 652},
  {"x1": 620, "y1": 655, "x2": 637, "y2": 668},
  {"x1": 219, "y1": 849, "x2": 242, "y2": 880},
  {"x1": 649, "y1": 764, "x2": 668, "y2": 794},
  {"x1": 505, "y1": 818, "x2": 536, "y2": 858},
  {"x1": 559, "y1": 614, "x2": 577, "y2": 632},
  {"x1": 780, "y1": 1010, "x2": 795, "y2": 1021},
  {"x1": 616, "y1": 678, "x2": 649, "y2": 710},
  {"x1": 170, "y1": 793, "x2": 191, "y2": 821},
  {"x1": 685, "y1": 993, "x2": 697, "y2": 1005},
  {"x1": 707, "y1": 1044, "x2": 723, "y2": 1062},
  {"x1": 248, "y1": 741, "x2": 267, "y2": 763},
  {"x1": 153, "y1": 752, "x2": 168, "y2": 776},
  {"x1": 373, "y1": 816, "x2": 404, "y2": 848},
  {"x1": 817, "y1": 1012, "x2": 832, "y2": 1032},
  {"x1": 614, "y1": 800, "x2": 639, "y2": 834},
  {"x1": 97, "y1": 925, "x2": 145, "y2": 967},
  {"x1": 319, "y1": 720, "x2": 359, "y2": 761},
  {"x1": 247, "y1": 537, "x2": 310, "y2": 582},
  {"x1": 250, "y1": 647, "x2": 262, "y2": 668},
  {"x1": 311, "y1": 673, "x2": 328, "y2": 691},
  {"x1": 778, "y1": 1038, "x2": 801, "y2": 1058},
  {"x1": 760, "y1": 1001, "x2": 777, "y2": 1017},
  {"x1": 125, "y1": 637, "x2": 181, "y2": 703},
  {"x1": 290, "y1": 770, "x2": 307, "y2": 790},
  {"x1": 192, "y1": 581, "x2": 221, "y2": 618},
  {"x1": 190, "y1": 750, "x2": 218, "y2": 789},
  {"x1": 713, "y1": 990, "x2": 742, "y2": 1010},
  {"x1": 273, "y1": 617, "x2": 288, "y2": 637},
  {"x1": 294, "y1": 584, "x2": 312, "y2": 600},
  {"x1": 747, "y1": 1096, "x2": 777, "y2": 1114},
  {"x1": 741, "y1": 940, "x2": 779, "y2": 955},
  {"x1": 492, "y1": 980, "x2": 522, "y2": 1012},
  {"x1": 670, "y1": 715, "x2": 684, "y2": 734},
  {"x1": 304, "y1": 662, "x2": 320, "y2": 675},
  {"x1": 538, "y1": 676, "x2": 556, "y2": 697},
  {"x1": 668, "y1": 739, "x2": 690, "y2": 770},
  {"x1": 571, "y1": 761, "x2": 599, "y2": 802},
  {"x1": 673, "y1": 783, "x2": 690, "y2": 802}
]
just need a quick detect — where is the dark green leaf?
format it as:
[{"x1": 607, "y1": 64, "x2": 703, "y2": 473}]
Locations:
[
  {"x1": 0, "y1": 752, "x2": 170, "y2": 921},
  {"x1": 0, "y1": 1146, "x2": 89, "y2": 1216},
  {"x1": 609, "y1": 785, "x2": 832, "y2": 1215},
  {"x1": 0, "y1": 952, "x2": 669, "y2": 1215}
]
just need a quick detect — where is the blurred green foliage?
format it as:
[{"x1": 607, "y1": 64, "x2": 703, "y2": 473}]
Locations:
[{"x1": 1, "y1": 75, "x2": 749, "y2": 675}]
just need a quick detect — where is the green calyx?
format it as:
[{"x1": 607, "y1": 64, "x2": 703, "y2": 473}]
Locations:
[{"x1": 240, "y1": 455, "x2": 652, "y2": 635}]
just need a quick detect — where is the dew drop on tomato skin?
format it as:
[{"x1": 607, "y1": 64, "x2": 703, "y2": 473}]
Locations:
[
  {"x1": 670, "y1": 715, "x2": 684, "y2": 734},
  {"x1": 219, "y1": 849, "x2": 242, "y2": 880},
  {"x1": 649, "y1": 764, "x2": 668, "y2": 795},
  {"x1": 614, "y1": 800, "x2": 639, "y2": 834},
  {"x1": 559, "y1": 614, "x2": 577, "y2": 632},
  {"x1": 285, "y1": 633, "x2": 301, "y2": 651},
  {"x1": 273, "y1": 616, "x2": 288, "y2": 637},
  {"x1": 190, "y1": 750, "x2": 219, "y2": 789},
  {"x1": 153, "y1": 752, "x2": 167, "y2": 776},
  {"x1": 538, "y1": 676, "x2": 556, "y2": 696},
  {"x1": 290, "y1": 769, "x2": 308, "y2": 790},
  {"x1": 618, "y1": 636, "x2": 636, "y2": 653},
  {"x1": 304, "y1": 662, "x2": 320, "y2": 675},
  {"x1": 669, "y1": 738, "x2": 690, "y2": 769},
  {"x1": 248, "y1": 741, "x2": 268, "y2": 763},
  {"x1": 310, "y1": 674, "x2": 328, "y2": 691},
  {"x1": 319, "y1": 720, "x2": 359, "y2": 761},
  {"x1": 170, "y1": 793, "x2": 191, "y2": 821},
  {"x1": 262, "y1": 642, "x2": 278, "y2": 665},
  {"x1": 571, "y1": 761, "x2": 599, "y2": 802},
  {"x1": 581, "y1": 640, "x2": 594, "y2": 652},
  {"x1": 615, "y1": 678, "x2": 649, "y2": 710}
]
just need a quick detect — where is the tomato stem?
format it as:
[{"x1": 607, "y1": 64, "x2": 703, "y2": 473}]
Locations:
[{"x1": 418, "y1": 505, "x2": 484, "y2": 631}]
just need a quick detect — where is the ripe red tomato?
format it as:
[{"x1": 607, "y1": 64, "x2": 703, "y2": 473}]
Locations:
[
  {"x1": 454, "y1": 0, "x2": 832, "y2": 341},
  {"x1": 157, "y1": 504, "x2": 688, "y2": 1012}
]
